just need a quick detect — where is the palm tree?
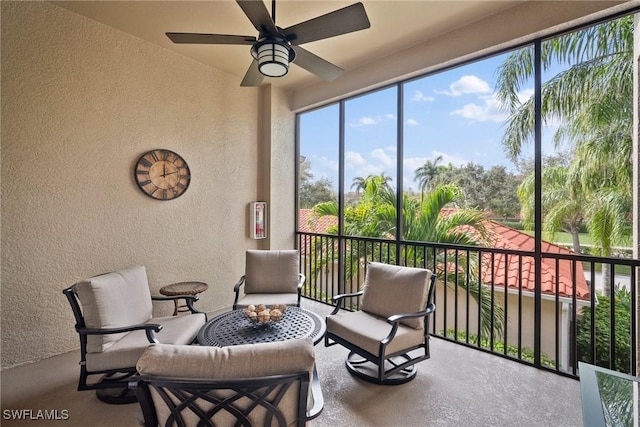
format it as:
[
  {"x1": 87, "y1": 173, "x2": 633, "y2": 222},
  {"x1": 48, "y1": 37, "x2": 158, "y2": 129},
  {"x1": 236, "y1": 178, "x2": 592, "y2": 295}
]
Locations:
[
  {"x1": 495, "y1": 16, "x2": 633, "y2": 161},
  {"x1": 518, "y1": 165, "x2": 585, "y2": 253},
  {"x1": 495, "y1": 16, "x2": 633, "y2": 296},
  {"x1": 414, "y1": 155, "x2": 443, "y2": 194},
  {"x1": 312, "y1": 183, "x2": 504, "y2": 338},
  {"x1": 350, "y1": 173, "x2": 393, "y2": 194}
]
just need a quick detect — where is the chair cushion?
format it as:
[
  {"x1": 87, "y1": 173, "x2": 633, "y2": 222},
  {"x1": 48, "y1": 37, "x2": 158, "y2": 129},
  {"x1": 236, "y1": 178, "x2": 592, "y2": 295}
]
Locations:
[
  {"x1": 326, "y1": 310, "x2": 425, "y2": 356},
  {"x1": 235, "y1": 293, "x2": 299, "y2": 309},
  {"x1": 360, "y1": 262, "x2": 432, "y2": 329},
  {"x1": 137, "y1": 339, "x2": 315, "y2": 427},
  {"x1": 245, "y1": 250, "x2": 300, "y2": 294},
  {"x1": 137, "y1": 338, "x2": 315, "y2": 379},
  {"x1": 75, "y1": 265, "x2": 153, "y2": 353},
  {"x1": 85, "y1": 312, "x2": 206, "y2": 372}
]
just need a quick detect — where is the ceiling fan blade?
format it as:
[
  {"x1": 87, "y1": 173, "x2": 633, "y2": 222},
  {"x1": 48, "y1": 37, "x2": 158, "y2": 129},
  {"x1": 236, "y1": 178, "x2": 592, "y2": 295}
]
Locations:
[
  {"x1": 240, "y1": 61, "x2": 265, "y2": 87},
  {"x1": 236, "y1": 0, "x2": 277, "y2": 35},
  {"x1": 166, "y1": 33, "x2": 256, "y2": 45},
  {"x1": 283, "y1": 2, "x2": 370, "y2": 45},
  {"x1": 292, "y1": 46, "x2": 343, "y2": 82}
]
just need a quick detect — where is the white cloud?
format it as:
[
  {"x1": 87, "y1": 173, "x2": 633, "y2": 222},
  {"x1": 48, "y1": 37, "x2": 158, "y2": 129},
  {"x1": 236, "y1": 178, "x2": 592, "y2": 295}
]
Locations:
[
  {"x1": 412, "y1": 90, "x2": 435, "y2": 102},
  {"x1": 345, "y1": 151, "x2": 365, "y2": 167},
  {"x1": 436, "y1": 75, "x2": 492, "y2": 97},
  {"x1": 371, "y1": 148, "x2": 394, "y2": 167},
  {"x1": 450, "y1": 94, "x2": 509, "y2": 122},
  {"x1": 357, "y1": 116, "x2": 378, "y2": 126},
  {"x1": 406, "y1": 118, "x2": 420, "y2": 126},
  {"x1": 517, "y1": 88, "x2": 534, "y2": 104},
  {"x1": 349, "y1": 114, "x2": 395, "y2": 127},
  {"x1": 312, "y1": 155, "x2": 338, "y2": 172}
]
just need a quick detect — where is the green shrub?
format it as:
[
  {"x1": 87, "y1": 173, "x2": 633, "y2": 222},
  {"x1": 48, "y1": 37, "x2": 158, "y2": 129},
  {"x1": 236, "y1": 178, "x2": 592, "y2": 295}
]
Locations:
[
  {"x1": 498, "y1": 220, "x2": 524, "y2": 230},
  {"x1": 443, "y1": 329, "x2": 556, "y2": 368},
  {"x1": 576, "y1": 286, "x2": 631, "y2": 373}
]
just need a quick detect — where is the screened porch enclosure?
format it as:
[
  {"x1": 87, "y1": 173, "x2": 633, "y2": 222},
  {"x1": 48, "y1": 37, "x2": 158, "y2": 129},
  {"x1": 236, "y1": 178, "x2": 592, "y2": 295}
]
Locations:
[{"x1": 296, "y1": 10, "x2": 640, "y2": 379}]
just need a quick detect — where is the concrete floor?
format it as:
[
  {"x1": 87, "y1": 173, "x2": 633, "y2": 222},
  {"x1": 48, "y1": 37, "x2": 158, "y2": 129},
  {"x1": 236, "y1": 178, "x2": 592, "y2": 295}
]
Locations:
[{"x1": 1, "y1": 300, "x2": 584, "y2": 426}]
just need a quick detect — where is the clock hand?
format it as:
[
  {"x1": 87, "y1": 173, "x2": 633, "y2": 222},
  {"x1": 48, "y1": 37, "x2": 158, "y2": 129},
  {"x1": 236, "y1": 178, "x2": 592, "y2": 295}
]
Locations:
[{"x1": 162, "y1": 171, "x2": 179, "y2": 177}]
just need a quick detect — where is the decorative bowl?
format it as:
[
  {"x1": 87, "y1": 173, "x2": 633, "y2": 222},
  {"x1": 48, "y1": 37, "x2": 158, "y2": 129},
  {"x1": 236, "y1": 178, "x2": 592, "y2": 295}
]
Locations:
[{"x1": 243, "y1": 304, "x2": 287, "y2": 325}]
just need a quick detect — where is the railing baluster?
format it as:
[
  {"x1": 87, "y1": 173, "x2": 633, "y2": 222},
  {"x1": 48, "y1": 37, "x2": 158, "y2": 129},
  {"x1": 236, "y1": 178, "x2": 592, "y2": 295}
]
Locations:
[
  {"x1": 554, "y1": 257, "x2": 560, "y2": 371},
  {"x1": 503, "y1": 252, "x2": 509, "y2": 356},
  {"x1": 609, "y1": 261, "x2": 616, "y2": 371},
  {"x1": 295, "y1": 231, "x2": 640, "y2": 378},
  {"x1": 443, "y1": 248, "x2": 448, "y2": 338},
  {"x1": 517, "y1": 255, "x2": 522, "y2": 360},
  {"x1": 454, "y1": 249, "x2": 459, "y2": 340}
]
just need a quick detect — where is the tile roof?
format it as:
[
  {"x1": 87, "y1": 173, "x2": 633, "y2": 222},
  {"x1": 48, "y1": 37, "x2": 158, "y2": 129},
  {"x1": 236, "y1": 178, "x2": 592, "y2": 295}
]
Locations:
[
  {"x1": 297, "y1": 209, "x2": 590, "y2": 301},
  {"x1": 297, "y1": 209, "x2": 338, "y2": 254},
  {"x1": 483, "y1": 220, "x2": 589, "y2": 301},
  {"x1": 298, "y1": 209, "x2": 338, "y2": 233}
]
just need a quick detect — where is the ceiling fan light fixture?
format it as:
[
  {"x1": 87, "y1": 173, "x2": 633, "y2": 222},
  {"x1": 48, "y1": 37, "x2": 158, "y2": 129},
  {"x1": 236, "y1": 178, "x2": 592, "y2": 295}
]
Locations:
[{"x1": 256, "y1": 41, "x2": 290, "y2": 77}]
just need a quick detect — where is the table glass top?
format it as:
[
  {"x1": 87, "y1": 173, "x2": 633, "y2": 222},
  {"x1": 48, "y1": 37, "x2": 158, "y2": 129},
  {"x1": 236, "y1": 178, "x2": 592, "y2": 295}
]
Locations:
[{"x1": 579, "y1": 362, "x2": 640, "y2": 427}]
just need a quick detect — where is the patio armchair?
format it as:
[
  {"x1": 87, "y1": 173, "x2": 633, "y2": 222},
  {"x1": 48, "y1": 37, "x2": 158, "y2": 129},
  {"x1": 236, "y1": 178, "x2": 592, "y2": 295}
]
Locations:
[
  {"x1": 233, "y1": 249, "x2": 305, "y2": 309},
  {"x1": 63, "y1": 265, "x2": 207, "y2": 404},
  {"x1": 325, "y1": 262, "x2": 436, "y2": 385},
  {"x1": 130, "y1": 338, "x2": 323, "y2": 427}
]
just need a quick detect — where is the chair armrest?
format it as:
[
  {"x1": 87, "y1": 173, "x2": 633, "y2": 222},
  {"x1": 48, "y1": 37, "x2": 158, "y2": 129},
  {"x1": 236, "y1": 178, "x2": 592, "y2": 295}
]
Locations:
[
  {"x1": 233, "y1": 276, "x2": 246, "y2": 293},
  {"x1": 232, "y1": 276, "x2": 246, "y2": 309},
  {"x1": 329, "y1": 291, "x2": 363, "y2": 315},
  {"x1": 76, "y1": 323, "x2": 163, "y2": 343},
  {"x1": 296, "y1": 273, "x2": 305, "y2": 306},
  {"x1": 381, "y1": 303, "x2": 435, "y2": 346},
  {"x1": 386, "y1": 303, "x2": 435, "y2": 324},
  {"x1": 152, "y1": 295, "x2": 203, "y2": 315},
  {"x1": 306, "y1": 364, "x2": 324, "y2": 421}
]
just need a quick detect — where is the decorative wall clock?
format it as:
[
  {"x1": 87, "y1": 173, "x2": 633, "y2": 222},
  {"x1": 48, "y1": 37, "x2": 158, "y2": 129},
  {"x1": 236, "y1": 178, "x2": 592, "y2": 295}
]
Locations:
[{"x1": 134, "y1": 149, "x2": 191, "y2": 200}]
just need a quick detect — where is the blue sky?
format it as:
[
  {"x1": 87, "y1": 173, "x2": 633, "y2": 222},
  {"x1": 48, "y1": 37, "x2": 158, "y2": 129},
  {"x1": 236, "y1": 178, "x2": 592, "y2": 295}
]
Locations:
[{"x1": 300, "y1": 51, "x2": 559, "y2": 193}]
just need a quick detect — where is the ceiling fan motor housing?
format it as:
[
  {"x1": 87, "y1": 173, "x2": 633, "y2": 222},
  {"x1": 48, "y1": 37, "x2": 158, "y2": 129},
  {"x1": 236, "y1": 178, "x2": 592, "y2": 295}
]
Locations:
[{"x1": 251, "y1": 38, "x2": 296, "y2": 77}]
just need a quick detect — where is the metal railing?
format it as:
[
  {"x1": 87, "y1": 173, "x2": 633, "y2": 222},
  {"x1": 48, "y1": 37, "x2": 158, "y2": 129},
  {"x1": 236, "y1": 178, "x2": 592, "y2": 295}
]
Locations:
[{"x1": 297, "y1": 231, "x2": 640, "y2": 378}]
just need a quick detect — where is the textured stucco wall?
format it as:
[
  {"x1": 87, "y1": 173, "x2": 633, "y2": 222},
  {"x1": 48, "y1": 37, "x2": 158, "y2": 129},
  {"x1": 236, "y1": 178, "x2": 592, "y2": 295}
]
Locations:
[
  {"x1": 1, "y1": 2, "x2": 293, "y2": 369},
  {"x1": 264, "y1": 86, "x2": 296, "y2": 250}
]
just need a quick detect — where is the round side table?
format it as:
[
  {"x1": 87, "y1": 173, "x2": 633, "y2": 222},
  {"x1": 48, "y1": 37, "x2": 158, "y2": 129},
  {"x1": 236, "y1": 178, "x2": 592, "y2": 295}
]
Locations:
[{"x1": 159, "y1": 281, "x2": 208, "y2": 316}]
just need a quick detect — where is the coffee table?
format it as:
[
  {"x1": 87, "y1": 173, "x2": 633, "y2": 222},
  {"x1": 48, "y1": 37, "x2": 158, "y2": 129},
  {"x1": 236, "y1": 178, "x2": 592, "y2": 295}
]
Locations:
[{"x1": 197, "y1": 306, "x2": 326, "y2": 346}]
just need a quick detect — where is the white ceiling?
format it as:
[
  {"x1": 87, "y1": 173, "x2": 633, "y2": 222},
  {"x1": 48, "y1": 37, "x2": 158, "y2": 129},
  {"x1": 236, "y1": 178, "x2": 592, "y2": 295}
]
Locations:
[{"x1": 53, "y1": 1, "x2": 528, "y2": 91}]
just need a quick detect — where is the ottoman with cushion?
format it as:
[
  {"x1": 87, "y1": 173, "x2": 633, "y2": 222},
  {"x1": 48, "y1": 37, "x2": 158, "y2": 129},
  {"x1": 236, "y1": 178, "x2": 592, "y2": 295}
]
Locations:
[{"x1": 131, "y1": 338, "x2": 323, "y2": 426}]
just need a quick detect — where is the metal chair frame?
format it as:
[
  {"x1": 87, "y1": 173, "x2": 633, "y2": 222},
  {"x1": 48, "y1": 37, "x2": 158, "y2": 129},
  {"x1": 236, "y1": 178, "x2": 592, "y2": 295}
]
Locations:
[
  {"x1": 325, "y1": 273, "x2": 436, "y2": 385},
  {"x1": 63, "y1": 284, "x2": 204, "y2": 404},
  {"x1": 130, "y1": 370, "x2": 322, "y2": 427}
]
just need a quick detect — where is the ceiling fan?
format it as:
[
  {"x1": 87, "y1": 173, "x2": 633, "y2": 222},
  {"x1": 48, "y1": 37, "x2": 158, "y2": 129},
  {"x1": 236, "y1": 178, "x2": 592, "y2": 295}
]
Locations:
[{"x1": 166, "y1": 0, "x2": 371, "y2": 87}]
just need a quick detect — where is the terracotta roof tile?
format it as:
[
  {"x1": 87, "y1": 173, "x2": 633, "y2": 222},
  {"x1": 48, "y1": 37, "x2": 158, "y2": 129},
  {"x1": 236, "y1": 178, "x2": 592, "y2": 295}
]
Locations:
[
  {"x1": 298, "y1": 209, "x2": 338, "y2": 233},
  {"x1": 298, "y1": 209, "x2": 338, "y2": 254},
  {"x1": 483, "y1": 220, "x2": 589, "y2": 301}
]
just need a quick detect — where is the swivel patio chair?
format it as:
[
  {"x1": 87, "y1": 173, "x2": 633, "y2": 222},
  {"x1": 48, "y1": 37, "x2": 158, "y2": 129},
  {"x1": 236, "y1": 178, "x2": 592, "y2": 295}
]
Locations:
[
  {"x1": 130, "y1": 338, "x2": 323, "y2": 427},
  {"x1": 63, "y1": 265, "x2": 207, "y2": 404},
  {"x1": 325, "y1": 262, "x2": 436, "y2": 385},
  {"x1": 233, "y1": 249, "x2": 305, "y2": 310}
]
